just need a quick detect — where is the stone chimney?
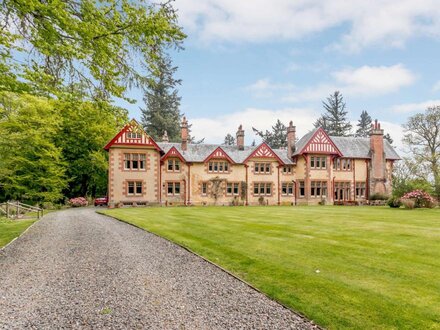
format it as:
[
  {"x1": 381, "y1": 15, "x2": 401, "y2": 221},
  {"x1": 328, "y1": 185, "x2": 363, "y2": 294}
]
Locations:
[
  {"x1": 369, "y1": 119, "x2": 386, "y2": 195},
  {"x1": 287, "y1": 121, "x2": 296, "y2": 159},
  {"x1": 181, "y1": 117, "x2": 188, "y2": 151},
  {"x1": 236, "y1": 124, "x2": 245, "y2": 150},
  {"x1": 162, "y1": 130, "x2": 169, "y2": 143}
]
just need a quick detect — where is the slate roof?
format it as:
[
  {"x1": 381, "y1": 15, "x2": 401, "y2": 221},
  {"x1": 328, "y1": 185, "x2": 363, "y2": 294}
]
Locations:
[{"x1": 157, "y1": 133, "x2": 400, "y2": 164}]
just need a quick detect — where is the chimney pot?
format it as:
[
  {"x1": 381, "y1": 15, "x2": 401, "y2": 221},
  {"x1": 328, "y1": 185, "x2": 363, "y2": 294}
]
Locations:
[
  {"x1": 181, "y1": 116, "x2": 188, "y2": 151},
  {"x1": 287, "y1": 120, "x2": 296, "y2": 159},
  {"x1": 236, "y1": 124, "x2": 245, "y2": 150}
]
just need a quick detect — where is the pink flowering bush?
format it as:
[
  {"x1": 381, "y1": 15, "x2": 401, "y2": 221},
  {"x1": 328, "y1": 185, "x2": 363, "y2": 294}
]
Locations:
[
  {"x1": 68, "y1": 197, "x2": 88, "y2": 207},
  {"x1": 401, "y1": 190, "x2": 436, "y2": 208}
]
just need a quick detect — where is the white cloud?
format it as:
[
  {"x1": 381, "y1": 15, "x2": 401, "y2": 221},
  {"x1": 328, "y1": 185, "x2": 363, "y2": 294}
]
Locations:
[
  {"x1": 391, "y1": 99, "x2": 440, "y2": 113},
  {"x1": 280, "y1": 64, "x2": 416, "y2": 102},
  {"x1": 332, "y1": 64, "x2": 416, "y2": 95},
  {"x1": 432, "y1": 81, "x2": 440, "y2": 92},
  {"x1": 176, "y1": 0, "x2": 440, "y2": 51},
  {"x1": 245, "y1": 78, "x2": 294, "y2": 98},
  {"x1": 189, "y1": 107, "x2": 319, "y2": 144}
]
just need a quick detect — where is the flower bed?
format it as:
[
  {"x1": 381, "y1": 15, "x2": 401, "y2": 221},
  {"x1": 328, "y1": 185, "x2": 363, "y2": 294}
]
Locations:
[
  {"x1": 401, "y1": 190, "x2": 436, "y2": 209},
  {"x1": 68, "y1": 197, "x2": 88, "y2": 207}
]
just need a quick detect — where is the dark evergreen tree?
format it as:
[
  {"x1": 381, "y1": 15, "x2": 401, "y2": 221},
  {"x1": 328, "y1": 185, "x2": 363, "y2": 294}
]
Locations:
[
  {"x1": 141, "y1": 54, "x2": 182, "y2": 141},
  {"x1": 355, "y1": 110, "x2": 373, "y2": 137},
  {"x1": 315, "y1": 91, "x2": 352, "y2": 136},
  {"x1": 384, "y1": 133, "x2": 393, "y2": 145},
  {"x1": 252, "y1": 119, "x2": 287, "y2": 149},
  {"x1": 313, "y1": 116, "x2": 329, "y2": 132},
  {"x1": 223, "y1": 134, "x2": 235, "y2": 145}
]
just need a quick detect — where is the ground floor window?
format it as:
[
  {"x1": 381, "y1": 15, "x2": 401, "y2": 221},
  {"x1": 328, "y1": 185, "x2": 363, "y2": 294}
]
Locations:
[
  {"x1": 299, "y1": 181, "x2": 305, "y2": 197},
  {"x1": 311, "y1": 181, "x2": 327, "y2": 198},
  {"x1": 201, "y1": 182, "x2": 208, "y2": 196},
  {"x1": 334, "y1": 181, "x2": 351, "y2": 201},
  {"x1": 167, "y1": 182, "x2": 181, "y2": 196},
  {"x1": 226, "y1": 182, "x2": 240, "y2": 196},
  {"x1": 127, "y1": 181, "x2": 143, "y2": 196},
  {"x1": 281, "y1": 182, "x2": 294, "y2": 196},
  {"x1": 253, "y1": 182, "x2": 272, "y2": 196},
  {"x1": 356, "y1": 182, "x2": 366, "y2": 198}
]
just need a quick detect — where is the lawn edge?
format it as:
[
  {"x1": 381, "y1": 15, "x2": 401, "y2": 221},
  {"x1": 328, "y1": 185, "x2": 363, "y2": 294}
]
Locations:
[
  {"x1": 98, "y1": 209, "x2": 322, "y2": 329},
  {"x1": 0, "y1": 217, "x2": 40, "y2": 251}
]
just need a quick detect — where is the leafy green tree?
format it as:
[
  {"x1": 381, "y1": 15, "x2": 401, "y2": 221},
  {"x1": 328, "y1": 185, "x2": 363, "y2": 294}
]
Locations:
[
  {"x1": 355, "y1": 110, "x2": 372, "y2": 137},
  {"x1": 392, "y1": 159, "x2": 434, "y2": 197},
  {"x1": 0, "y1": 93, "x2": 67, "y2": 203},
  {"x1": 223, "y1": 134, "x2": 235, "y2": 146},
  {"x1": 403, "y1": 106, "x2": 440, "y2": 199},
  {"x1": 141, "y1": 55, "x2": 182, "y2": 141},
  {"x1": 315, "y1": 91, "x2": 352, "y2": 136},
  {"x1": 252, "y1": 119, "x2": 287, "y2": 149},
  {"x1": 0, "y1": 0, "x2": 185, "y2": 99},
  {"x1": 56, "y1": 99, "x2": 128, "y2": 198}
]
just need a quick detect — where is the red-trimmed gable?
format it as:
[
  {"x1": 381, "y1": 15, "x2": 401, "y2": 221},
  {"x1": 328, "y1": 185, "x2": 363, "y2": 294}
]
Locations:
[
  {"x1": 161, "y1": 146, "x2": 186, "y2": 163},
  {"x1": 103, "y1": 119, "x2": 161, "y2": 151},
  {"x1": 244, "y1": 142, "x2": 284, "y2": 164},
  {"x1": 204, "y1": 147, "x2": 235, "y2": 164},
  {"x1": 299, "y1": 128, "x2": 342, "y2": 156}
]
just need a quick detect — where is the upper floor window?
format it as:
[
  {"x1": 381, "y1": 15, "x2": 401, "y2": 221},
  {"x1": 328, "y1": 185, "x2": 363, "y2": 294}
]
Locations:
[
  {"x1": 254, "y1": 162, "x2": 271, "y2": 174},
  {"x1": 253, "y1": 182, "x2": 272, "y2": 196},
  {"x1": 167, "y1": 159, "x2": 181, "y2": 172},
  {"x1": 124, "y1": 153, "x2": 146, "y2": 170},
  {"x1": 127, "y1": 181, "x2": 143, "y2": 196},
  {"x1": 208, "y1": 161, "x2": 229, "y2": 173},
  {"x1": 126, "y1": 132, "x2": 142, "y2": 139},
  {"x1": 283, "y1": 166, "x2": 292, "y2": 174},
  {"x1": 310, "y1": 156, "x2": 326, "y2": 169},
  {"x1": 333, "y1": 158, "x2": 352, "y2": 171},
  {"x1": 226, "y1": 182, "x2": 240, "y2": 196}
]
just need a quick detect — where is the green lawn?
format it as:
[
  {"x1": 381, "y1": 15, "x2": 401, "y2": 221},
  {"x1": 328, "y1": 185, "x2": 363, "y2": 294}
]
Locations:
[
  {"x1": 101, "y1": 206, "x2": 440, "y2": 329},
  {"x1": 0, "y1": 218, "x2": 36, "y2": 248}
]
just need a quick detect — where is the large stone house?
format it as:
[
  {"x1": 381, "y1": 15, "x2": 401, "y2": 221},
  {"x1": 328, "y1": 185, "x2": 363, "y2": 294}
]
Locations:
[{"x1": 104, "y1": 118, "x2": 399, "y2": 206}]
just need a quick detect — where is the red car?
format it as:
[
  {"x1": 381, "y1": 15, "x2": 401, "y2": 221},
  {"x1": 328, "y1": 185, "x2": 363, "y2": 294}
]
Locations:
[{"x1": 94, "y1": 196, "x2": 108, "y2": 207}]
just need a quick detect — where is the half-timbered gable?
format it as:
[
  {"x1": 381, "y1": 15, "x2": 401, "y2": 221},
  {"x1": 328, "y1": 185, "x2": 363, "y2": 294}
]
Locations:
[
  {"x1": 161, "y1": 146, "x2": 186, "y2": 163},
  {"x1": 204, "y1": 147, "x2": 235, "y2": 164},
  {"x1": 296, "y1": 128, "x2": 342, "y2": 156},
  {"x1": 104, "y1": 119, "x2": 161, "y2": 151},
  {"x1": 244, "y1": 142, "x2": 285, "y2": 164}
]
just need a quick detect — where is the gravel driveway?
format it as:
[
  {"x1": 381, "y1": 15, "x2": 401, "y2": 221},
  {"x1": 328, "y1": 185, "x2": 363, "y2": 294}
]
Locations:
[{"x1": 0, "y1": 208, "x2": 316, "y2": 329}]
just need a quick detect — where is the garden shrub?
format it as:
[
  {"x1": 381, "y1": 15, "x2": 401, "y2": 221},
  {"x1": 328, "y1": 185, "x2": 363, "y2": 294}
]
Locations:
[
  {"x1": 68, "y1": 197, "x2": 88, "y2": 207},
  {"x1": 401, "y1": 190, "x2": 435, "y2": 208},
  {"x1": 387, "y1": 197, "x2": 402, "y2": 208},
  {"x1": 401, "y1": 199, "x2": 415, "y2": 209},
  {"x1": 370, "y1": 193, "x2": 389, "y2": 201}
]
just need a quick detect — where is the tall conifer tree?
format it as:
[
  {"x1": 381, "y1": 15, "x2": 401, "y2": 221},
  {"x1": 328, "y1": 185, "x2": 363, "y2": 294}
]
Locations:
[
  {"x1": 141, "y1": 54, "x2": 182, "y2": 141},
  {"x1": 315, "y1": 91, "x2": 352, "y2": 136},
  {"x1": 355, "y1": 110, "x2": 373, "y2": 137}
]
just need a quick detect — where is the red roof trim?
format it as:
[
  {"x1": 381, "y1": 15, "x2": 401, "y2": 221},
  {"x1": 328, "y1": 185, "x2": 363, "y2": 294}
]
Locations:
[
  {"x1": 243, "y1": 142, "x2": 285, "y2": 164},
  {"x1": 203, "y1": 146, "x2": 235, "y2": 164},
  {"x1": 161, "y1": 146, "x2": 186, "y2": 163},
  {"x1": 299, "y1": 128, "x2": 342, "y2": 156},
  {"x1": 103, "y1": 119, "x2": 161, "y2": 151}
]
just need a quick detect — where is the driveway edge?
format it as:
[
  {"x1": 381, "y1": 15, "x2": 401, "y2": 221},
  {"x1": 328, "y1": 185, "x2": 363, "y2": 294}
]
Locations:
[{"x1": 0, "y1": 218, "x2": 40, "y2": 252}]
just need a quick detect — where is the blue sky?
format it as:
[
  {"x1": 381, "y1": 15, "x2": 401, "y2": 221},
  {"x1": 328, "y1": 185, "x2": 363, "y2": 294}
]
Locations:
[{"x1": 121, "y1": 0, "x2": 440, "y2": 151}]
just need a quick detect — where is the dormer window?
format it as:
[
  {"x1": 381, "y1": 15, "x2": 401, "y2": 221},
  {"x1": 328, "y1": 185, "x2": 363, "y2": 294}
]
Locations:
[{"x1": 127, "y1": 132, "x2": 142, "y2": 139}]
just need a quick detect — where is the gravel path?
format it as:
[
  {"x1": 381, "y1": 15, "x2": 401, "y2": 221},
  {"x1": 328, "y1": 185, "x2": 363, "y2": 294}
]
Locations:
[{"x1": 0, "y1": 208, "x2": 317, "y2": 329}]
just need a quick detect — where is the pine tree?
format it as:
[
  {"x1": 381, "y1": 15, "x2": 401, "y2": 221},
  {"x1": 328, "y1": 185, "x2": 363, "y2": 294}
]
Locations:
[
  {"x1": 223, "y1": 134, "x2": 235, "y2": 145},
  {"x1": 252, "y1": 119, "x2": 287, "y2": 149},
  {"x1": 355, "y1": 110, "x2": 373, "y2": 137},
  {"x1": 315, "y1": 91, "x2": 352, "y2": 136},
  {"x1": 313, "y1": 116, "x2": 329, "y2": 131},
  {"x1": 384, "y1": 133, "x2": 393, "y2": 145},
  {"x1": 141, "y1": 54, "x2": 182, "y2": 141}
]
